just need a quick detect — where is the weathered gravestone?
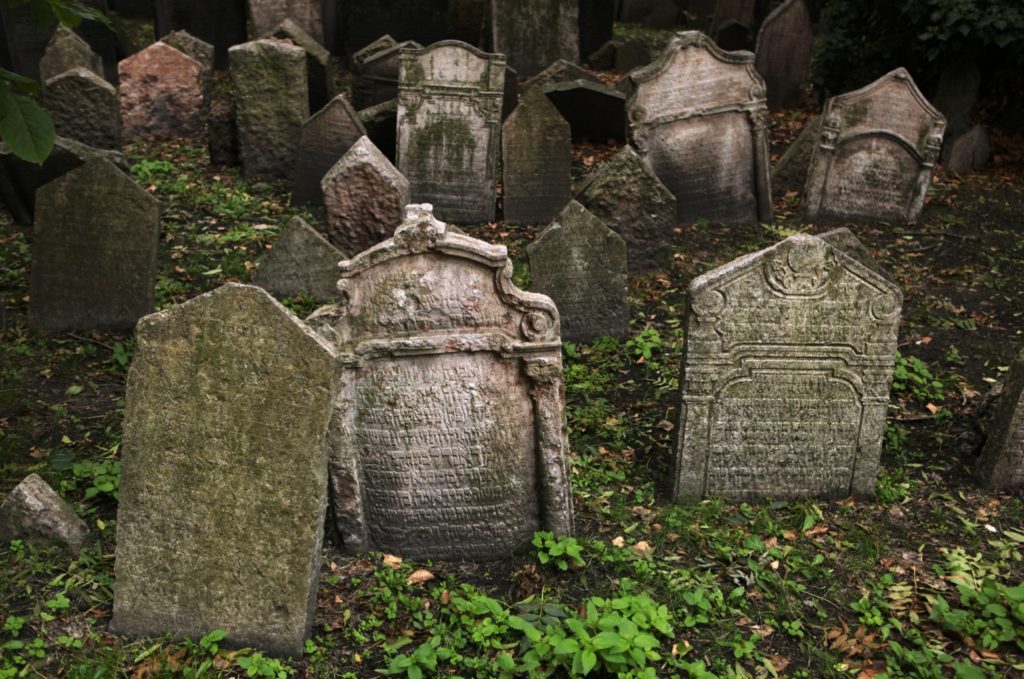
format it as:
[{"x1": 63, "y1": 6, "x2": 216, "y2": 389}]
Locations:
[
  {"x1": 527, "y1": 201, "x2": 628, "y2": 343},
  {"x1": 674, "y1": 232, "x2": 902, "y2": 500},
  {"x1": 252, "y1": 216, "x2": 346, "y2": 302},
  {"x1": 575, "y1": 144, "x2": 677, "y2": 274},
  {"x1": 352, "y1": 39, "x2": 421, "y2": 110},
  {"x1": 339, "y1": 2, "x2": 487, "y2": 59},
  {"x1": 306, "y1": 204, "x2": 574, "y2": 560},
  {"x1": 39, "y1": 26, "x2": 103, "y2": 81},
  {"x1": 754, "y1": 0, "x2": 812, "y2": 110},
  {"x1": 615, "y1": 38, "x2": 652, "y2": 74},
  {"x1": 358, "y1": 98, "x2": 398, "y2": 161},
  {"x1": 1, "y1": 1, "x2": 117, "y2": 82},
  {"x1": 541, "y1": 78, "x2": 626, "y2": 142},
  {"x1": 111, "y1": 284, "x2": 337, "y2": 656},
  {"x1": 321, "y1": 136, "x2": 410, "y2": 255},
  {"x1": 502, "y1": 88, "x2": 571, "y2": 225},
  {"x1": 119, "y1": 41, "x2": 205, "y2": 141},
  {"x1": 28, "y1": 159, "x2": 159, "y2": 333},
  {"x1": 490, "y1": 0, "x2": 579, "y2": 78},
  {"x1": 397, "y1": 41, "x2": 504, "y2": 224},
  {"x1": 291, "y1": 95, "x2": 366, "y2": 204},
  {"x1": 933, "y1": 60, "x2": 980, "y2": 139},
  {"x1": 154, "y1": 0, "x2": 248, "y2": 68},
  {"x1": 230, "y1": 39, "x2": 309, "y2": 179},
  {"x1": 628, "y1": 31, "x2": 772, "y2": 224},
  {"x1": 161, "y1": 29, "x2": 215, "y2": 98},
  {"x1": 523, "y1": 59, "x2": 598, "y2": 91},
  {"x1": 42, "y1": 67, "x2": 121, "y2": 150},
  {"x1": 249, "y1": 0, "x2": 323, "y2": 45},
  {"x1": 943, "y1": 124, "x2": 991, "y2": 175},
  {"x1": 270, "y1": 18, "x2": 334, "y2": 113},
  {"x1": 803, "y1": 68, "x2": 945, "y2": 224},
  {"x1": 771, "y1": 115, "x2": 819, "y2": 199},
  {"x1": 975, "y1": 348, "x2": 1024, "y2": 490},
  {"x1": 0, "y1": 474, "x2": 93, "y2": 553}
]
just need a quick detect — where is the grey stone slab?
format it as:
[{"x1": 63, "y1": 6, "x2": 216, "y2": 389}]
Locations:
[
  {"x1": 674, "y1": 232, "x2": 902, "y2": 500},
  {"x1": 111, "y1": 283, "x2": 337, "y2": 657},
  {"x1": 1, "y1": 1, "x2": 116, "y2": 82},
  {"x1": 306, "y1": 204, "x2": 574, "y2": 561},
  {"x1": 628, "y1": 31, "x2": 772, "y2": 224},
  {"x1": 249, "y1": 0, "x2": 323, "y2": 45},
  {"x1": 161, "y1": 29, "x2": 215, "y2": 98},
  {"x1": 527, "y1": 201, "x2": 628, "y2": 343},
  {"x1": 771, "y1": 115, "x2": 818, "y2": 199},
  {"x1": 976, "y1": 348, "x2": 1024, "y2": 490},
  {"x1": 803, "y1": 68, "x2": 946, "y2": 224},
  {"x1": 502, "y1": 88, "x2": 571, "y2": 225},
  {"x1": 502, "y1": 65, "x2": 519, "y2": 121},
  {"x1": 755, "y1": 0, "x2": 812, "y2": 109},
  {"x1": 291, "y1": 95, "x2": 366, "y2": 204},
  {"x1": 28, "y1": 159, "x2": 159, "y2": 333},
  {"x1": 358, "y1": 98, "x2": 398, "y2": 162},
  {"x1": 253, "y1": 216, "x2": 345, "y2": 301},
  {"x1": 575, "y1": 144, "x2": 677, "y2": 273},
  {"x1": 119, "y1": 41, "x2": 205, "y2": 141},
  {"x1": 154, "y1": 0, "x2": 248, "y2": 68},
  {"x1": 42, "y1": 67, "x2": 121, "y2": 150},
  {"x1": 942, "y1": 123, "x2": 990, "y2": 175},
  {"x1": 490, "y1": 0, "x2": 579, "y2": 78},
  {"x1": 615, "y1": 38, "x2": 651, "y2": 74},
  {"x1": 541, "y1": 78, "x2": 626, "y2": 142},
  {"x1": 39, "y1": 26, "x2": 104, "y2": 82},
  {"x1": 933, "y1": 60, "x2": 980, "y2": 138},
  {"x1": 524, "y1": 59, "x2": 598, "y2": 92},
  {"x1": 817, "y1": 227, "x2": 889, "y2": 281},
  {"x1": 270, "y1": 18, "x2": 333, "y2": 112},
  {"x1": 230, "y1": 38, "x2": 309, "y2": 179},
  {"x1": 339, "y1": 2, "x2": 483, "y2": 58},
  {"x1": 0, "y1": 474, "x2": 93, "y2": 552},
  {"x1": 397, "y1": 41, "x2": 505, "y2": 224},
  {"x1": 352, "y1": 34, "x2": 398, "y2": 65}
]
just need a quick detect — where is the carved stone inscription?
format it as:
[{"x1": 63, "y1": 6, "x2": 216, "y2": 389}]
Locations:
[{"x1": 821, "y1": 137, "x2": 922, "y2": 222}]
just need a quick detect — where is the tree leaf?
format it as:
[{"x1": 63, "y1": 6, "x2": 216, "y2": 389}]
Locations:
[{"x1": 0, "y1": 84, "x2": 55, "y2": 164}]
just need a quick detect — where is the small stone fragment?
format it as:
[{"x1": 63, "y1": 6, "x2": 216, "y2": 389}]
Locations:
[{"x1": 0, "y1": 474, "x2": 93, "y2": 552}]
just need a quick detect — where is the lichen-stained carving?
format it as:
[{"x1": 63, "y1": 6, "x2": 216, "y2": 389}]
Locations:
[
  {"x1": 626, "y1": 31, "x2": 772, "y2": 225},
  {"x1": 307, "y1": 204, "x2": 574, "y2": 560},
  {"x1": 803, "y1": 68, "x2": 946, "y2": 224},
  {"x1": 674, "y1": 233, "x2": 902, "y2": 501},
  {"x1": 396, "y1": 41, "x2": 505, "y2": 224}
]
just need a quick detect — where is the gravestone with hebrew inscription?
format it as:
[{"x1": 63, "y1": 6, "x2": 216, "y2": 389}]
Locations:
[
  {"x1": 253, "y1": 216, "x2": 345, "y2": 302},
  {"x1": 490, "y1": 0, "x2": 579, "y2": 78},
  {"x1": 754, "y1": 0, "x2": 812, "y2": 109},
  {"x1": 502, "y1": 88, "x2": 571, "y2": 225},
  {"x1": 306, "y1": 204, "x2": 574, "y2": 561},
  {"x1": 249, "y1": 0, "x2": 323, "y2": 44},
  {"x1": 111, "y1": 283, "x2": 336, "y2": 657},
  {"x1": 627, "y1": 31, "x2": 772, "y2": 224},
  {"x1": 29, "y1": 159, "x2": 159, "y2": 332},
  {"x1": 975, "y1": 349, "x2": 1024, "y2": 490},
  {"x1": 39, "y1": 26, "x2": 103, "y2": 81},
  {"x1": 42, "y1": 67, "x2": 121, "y2": 150},
  {"x1": 119, "y1": 41, "x2": 205, "y2": 141},
  {"x1": 527, "y1": 201, "x2": 628, "y2": 343},
  {"x1": 291, "y1": 95, "x2": 366, "y2": 204},
  {"x1": 397, "y1": 41, "x2": 504, "y2": 223},
  {"x1": 803, "y1": 68, "x2": 945, "y2": 224},
  {"x1": 674, "y1": 232, "x2": 902, "y2": 501}
]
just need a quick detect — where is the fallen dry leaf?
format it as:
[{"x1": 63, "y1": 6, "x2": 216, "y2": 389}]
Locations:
[
  {"x1": 383, "y1": 554, "x2": 403, "y2": 569},
  {"x1": 632, "y1": 541, "x2": 653, "y2": 556},
  {"x1": 612, "y1": 536, "x2": 626, "y2": 548},
  {"x1": 406, "y1": 569, "x2": 435, "y2": 585}
]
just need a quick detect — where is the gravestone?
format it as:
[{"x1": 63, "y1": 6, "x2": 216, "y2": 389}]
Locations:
[
  {"x1": 154, "y1": 0, "x2": 248, "y2": 68},
  {"x1": 0, "y1": 474, "x2": 93, "y2": 552},
  {"x1": 682, "y1": 0, "x2": 717, "y2": 32},
  {"x1": 615, "y1": 38, "x2": 651, "y2": 74},
  {"x1": 575, "y1": 144, "x2": 677, "y2": 273},
  {"x1": 352, "y1": 34, "x2": 398, "y2": 64},
  {"x1": 207, "y1": 74, "x2": 238, "y2": 166},
  {"x1": 803, "y1": 68, "x2": 945, "y2": 224},
  {"x1": 588, "y1": 40, "x2": 617, "y2": 70},
  {"x1": 524, "y1": 59, "x2": 598, "y2": 91},
  {"x1": 321, "y1": 136, "x2": 410, "y2": 255},
  {"x1": 975, "y1": 349, "x2": 1024, "y2": 490},
  {"x1": 270, "y1": 18, "x2": 333, "y2": 112},
  {"x1": 230, "y1": 39, "x2": 309, "y2": 179},
  {"x1": 352, "y1": 39, "x2": 421, "y2": 110},
  {"x1": 817, "y1": 227, "x2": 889, "y2": 281},
  {"x1": 1, "y1": 1, "x2": 116, "y2": 82},
  {"x1": 579, "y1": 0, "x2": 615, "y2": 61},
  {"x1": 396, "y1": 41, "x2": 505, "y2": 224},
  {"x1": 502, "y1": 88, "x2": 571, "y2": 225},
  {"x1": 291, "y1": 95, "x2": 367, "y2": 204},
  {"x1": 490, "y1": 0, "x2": 579, "y2": 78},
  {"x1": 119, "y1": 41, "x2": 205, "y2": 141},
  {"x1": 42, "y1": 68, "x2": 121, "y2": 150},
  {"x1": 771, "y1": 115, "x2": 819, "y2": 198},
  {"x1": 249, "y1": 0, "x2": 323, "y2": 44},
  {"x1": 161, "y1": 29, "x2": 215, "y2": 97},
  {"x1": 674, "y1": 232, "x2": 902, "y2": 500},
  {"x1": 933, "y1": 60, "x2": 980, "y2": 139},
  {"x1": 111, "y1": 283, "x2": 337, "y2": 657},
  {"x1": 713, "y1": 20, "x2": 752, "y2": 52},
  {"x1": 28, "y1": 159, "x2": 159, "y2": 333},
  {"x1": 541, "y1": 79, "x2": 626, "y2": 142},
  {"x1": 942, "y1": 124, "x2": 990, "y2": 175},
  {"x1": 306, "y1": 204, "x2": 574, "y2": 560},
  {"x1": 39, "y1": 26, "x2": 103, "y2": 81},
  {"x1": 527, "y1": 201, "x2": 628, "y2": 343},
  {"x1": 621, "y1": 0, "x2": 680, "y2": 28},
  {"x1": 754, "y1": 0, "x2": 812, "y2": 109},
  {"x1": 627, "y1": 31, "x2": 772, "y2": 224},
  {"x1": 358, "y1": 98, "x2": 398, "y2": 161},
  {"x1": 253, "y1": 217, "x2": 346, "y2": 301}
]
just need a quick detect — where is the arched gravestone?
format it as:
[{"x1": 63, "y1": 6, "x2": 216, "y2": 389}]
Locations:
[
  {"x1": 397, "y1": 41, "x2": 505, "y2": 224},
  {"x1": 306, "y1": 204, "x2": 574, "y2": 560},
  {"x1": 674, "y1": 233, "x2": 902, "y2": 501},
  {"x1": 803, "y1": 68, "x2": 946, "y2": 224},
  {"x1": 754, "y1": 0, "x2": 812, "y2": 110},
  {"x1": 627, "y1": 31, "x2": 772, "y2": 225}
]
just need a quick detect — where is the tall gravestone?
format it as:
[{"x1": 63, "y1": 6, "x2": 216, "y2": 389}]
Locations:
[
  {"x1": 119, "y1": 41, "x2": 205, "y2": 141},
  {"x1": 154, "y1": 0, "x2": 248, "y2": 68},
  {"x1": 674, "y1": 233, "x2": 902, "y2": 500},
  {"x1": 306, "y1": 204, "x2": 574, "y2": 560},
  {"x1": 975, "y1": 349, "x2": 1024, "y2": 490},
  {"x1": 249, "y1": 0, "x2": 323, "y2": 45},
  {"x1": 502, "y1": 88, "x2": 571, "y2": 225},
  {"x1": 397, "y1": 41, "x2": 504, "y2": 224},
  {"x1": 42, "y1": 68, "x2": 121, "y2": 150},
  {"x1": 29, "y1": 159, "x2": 159, "y2": 333},
  {"x1": 111, "y1": 284, "x2": 337, "y2": 657},
  {"x1": 230, "y1": 39, "x2": 309, "y2": 179},
  {"x1": 252, "y1": 217, "x2": 346, "y2": 302},
  {"x1": 38, "y1": 26, "x2": 103, "y2": 81},
  {"x1": 490, "y1": 0, "x2": 579, "y2": 79},
  {"x1": 803, "y1": 68, "x2": 945, "y2": 224},
  {"x1": 527, "y1": 201, "x2": 629, "y2": 343},
  {"x1": 627, "y1": 31, "x2": 772, "y2": 224},
  {"x1": 754, "y1": 0, "x2": 812, "y2": 109},
  {"x1": 291, "y1": 95, "x2": 366, "y2": 204}
]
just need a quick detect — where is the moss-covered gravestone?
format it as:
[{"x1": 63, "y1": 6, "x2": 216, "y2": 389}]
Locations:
[
  {"x1": 248, "y1": 0, "x2": 323, "y2": 45},
  {"x1": 490, "y1": 0, "x2": 579, "y2": 78},
  {"x1": 42, "y1": 67, "x2": 121, "y2": 150},
  {"x1": 975, "y1": 349, "x2": 1024, "y2": 490},
  {"x1": 291, "y1": 95, "x2": 366, "y2": 204},
  {"x1": 111, "y1": 284, "x2": 337, "y2": 656},
  {"x1": 252, "y1": 216, "x2": 346, "y2": 302},
  {"x1": 502, "y1": 88, "x2": 571, "y2": 225},
  {"x1": 38, "y1": 26, "x2": 103, "y2": 81}
]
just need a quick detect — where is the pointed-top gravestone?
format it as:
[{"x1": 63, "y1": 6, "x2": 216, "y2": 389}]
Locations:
[
  {"x1": 39, "y1": 26, "x2": 103, "y2": 81},
  {"x1": 119, "y1": 41, "x2": 205, "y2": 140},
  {"x1": 248, "y1": 0, "x2": 323, "y2": 45},
  {"x1": 321, "y1": 136, "x2": 410, "y2": 255},
  {"x1": 270, "y1": 18, "x2": 333, "y2": 112},
  {"x1": 29, "y1": 158, "x2": 159, "y2": 333},
  {"x1": 491, "y1": 0, "x2": 579, "y2": 78},
  {"x1": 154, "y1": 0, "x2": 248, "y2": 68},
  {"x1": 975, "y1": 349, "x2": 1024, "y2": 490},
  {"x1": 502, "y1": 88, "x2": 571, "y2": 225},
  {"x1": 161, "y1": 29, "x2": 214, "y2": 98},
  {"x1": 674, "y1": 232, "x2": 902, "y2": 501},
  {"x1": 252, "y1": 217, "x2": 346, "y2": 302},
  {"x1": 111, "y1": 283, "x2": 337, "y2": 657},
  {"x1": 527, "y1": 201, "x2": 628, "y2": 343},
  {"x1": 291, "y1": 95, "x2": 366, "y2": 204},
  {"x1": 524, "y1": 58, "x2": 598, "y2": 91},
  {"x1": 575, "y1": 144, "x2": 676, "y2": 273},
  {"x1": 627, "y1": 31, "x2": 772, "y2": 224},
  {"x1": 42, "y1": 67, "x2": 121, "y2": 150},
  {"x1": 754, "y1": 0, "x2": 812, "y2": 109},
  {"x1": 803, "y1": 68, "x2": 945, "y2": 224}
]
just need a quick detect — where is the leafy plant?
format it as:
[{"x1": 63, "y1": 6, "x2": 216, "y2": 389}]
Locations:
[
  {"x1": 532, "y1": 531, "x2": 585, "y2": 571},
  {"x1": 892, "y1": 352, "x2": 945, "y2": 404}
]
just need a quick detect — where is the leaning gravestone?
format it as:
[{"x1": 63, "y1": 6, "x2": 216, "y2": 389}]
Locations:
[
  {"x1": 352, "y1": 39, "x2": 421, "y2": 110},
  {"x1": 230, "y1": 39, "x2": 309, "y2": 179},
  {"x1": 803, "y1": 68, "x2": 945, "y2": 224},
  {"x1": 154, "y1": 0, "x2": 247, "y2": 68},
  {"x1": 575, "y1": 144, "x2": 676, "y2": 274},
  {"x1": 490, "y1": 0, "x2": 579, "y2": 78},
  {"x1": 0, "y1": 474, "x2": 93, "y2": 552},
  {"x1": 754, "y1": 0, "x2": 812, "y2": 109},
  {"x1": 249, "y1": 0, "x2": 323, "y2": 44},
  {"x1": 291, "y1": 95, "x2": 366, "y2": 204},
  {"x1": 627, "y1": 31, "x2": 772, "y2": 224},
  {"x1": 42, "y1": 67, "x2": 121, "y2": 150},
  {"x1": 527, "y1": 201, "x2": 628, "y2": 343},
  {"x1": 111, "y1": 284, "x2": 336, "y2": 656},
  {"x1": 306, "y1": 204, "x2": 574, "y2": 560},
  {"x1": 252, "y1": 217, "x2": 346, "y2": 302},
  {"x1": 119, "y1": 41, "x2": 205, "y2": 141},
  {"x1": 502, "y1": 88, "x2": 571, "y2": 225},
  {"x1": 397, "y1": 41, "x2": 505, "y2": 224},
  {"x1": 523, "y1": 59, "x2": 598, "y2": 91},
  {"x1": 39, "y1": 26, "x2": 103, "y2": 81},
  {"x1": 270, "y1": 18, "x2": 333, "y2": 113},
  {"x1": 28, "y1": 159, "x2": 159, "y2": 333},
  {"x1": 674, "y1": 232, "x2": 902, "y2": 500},
  {"x1": 975, "y1": 348, "x2": 1024, "y2": 490}
]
